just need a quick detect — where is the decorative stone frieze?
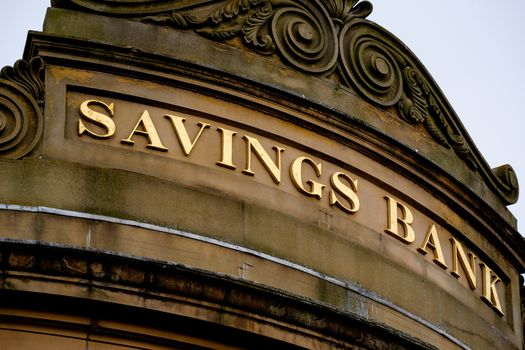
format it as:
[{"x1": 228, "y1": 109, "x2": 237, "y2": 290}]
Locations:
[{"x1": 50, "y1": 0, "x2": 519, "y2": 204}]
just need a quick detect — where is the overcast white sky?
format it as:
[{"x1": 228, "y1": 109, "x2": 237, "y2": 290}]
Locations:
[{"x1": 0, "y1": 1, "x2": 523, "y2": 232}]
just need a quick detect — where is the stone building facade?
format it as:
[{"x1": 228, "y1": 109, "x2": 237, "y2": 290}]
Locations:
[{"x1": 0, "y1": 1, "x2": 523, "y2": 349}]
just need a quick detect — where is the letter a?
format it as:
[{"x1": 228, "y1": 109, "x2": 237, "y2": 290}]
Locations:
[
  {"x1": 121, "y1": 110, "x2": 168, "y2": 151},
  {"x1": 417, "y1": 224, "x2": 448, "y2": 269}
]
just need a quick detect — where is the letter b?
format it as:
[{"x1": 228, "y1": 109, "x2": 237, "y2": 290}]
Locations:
[{"x1": 384, "y1": 196, "x2": 415, "y2": 244}]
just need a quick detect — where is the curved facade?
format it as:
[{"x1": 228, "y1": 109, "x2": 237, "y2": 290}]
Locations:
[{"x1": 0, "y1": 1, "x2": 523, "y2": 349}]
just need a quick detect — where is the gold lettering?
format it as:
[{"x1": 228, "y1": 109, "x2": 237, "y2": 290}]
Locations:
[
  {"x1": 78, "y1": 100, "x2": 115, "y2": 139},
  {"x1": 242, "y1": 136, "x2": 284, "y2": 184},
  {"x1": 121, "y1": 110, "x2": 168, "y2": 151},
  {"x1": 290, "y1": 157, "x2": 324, "y2": 199},
  {"x1": 450, "y1": 237, "x2": 477, "y2": 290},
  {"x1": 384, "y1": 196, "x2": 415, "y2": 244},
  {"x1": 165, "y1": 115, "x2": 210, "y2": 156},
  {"x1": 480, "y1": 263, "x2": 504, "y2": 316},
  {"x1": 216, "y1": 128, "x2": 237, "y2": 169},
  {"x1": 417, "y1": 224, "x2": 447, "y2": 269},
  {"x1": 329, "y1": 172, "x2": 360, "y2": 213}
]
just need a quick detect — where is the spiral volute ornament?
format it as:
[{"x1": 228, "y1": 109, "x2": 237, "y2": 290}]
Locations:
[
  {"x1": 492, "y1": 165, "x2": 519, "y2": 204},
  {"x1": 271, "y1": 5, "x2": 338, "y2": 74},
  {"x1": 339, "y1": 22, "x2": 402, "y2": 106},
  {"x1": 0, "y1": 58, "x2": 44, "y2": 159}
]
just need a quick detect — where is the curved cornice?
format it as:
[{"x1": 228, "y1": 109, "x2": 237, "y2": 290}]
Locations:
[
  {"x1": 50, "y1": 0, "x2": 519, "y2": 205},
  {"x1": 50, "y1": 0, "x2": 218, "y2": 15},
  {"x1": 0, "y1": 239, "x2": 436, "y2": 349}
]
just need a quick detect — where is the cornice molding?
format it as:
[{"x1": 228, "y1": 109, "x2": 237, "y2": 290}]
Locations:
[
  {"x1": 50, "y1": 0, "x2": 217, "y2": 15},
  {"x1": 0, "y1": 239, "x2": 437, "y2": 349},
  {"x1": 0, "y1": 57, "x2": 44, "y2": 159},
  {"x1": 50, "y1": 0, "x2": 518, "y2": 205}
]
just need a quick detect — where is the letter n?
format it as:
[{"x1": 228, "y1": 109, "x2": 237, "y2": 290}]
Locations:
[
  {"x1": 450, "y1": 237, "x2": 477, "y2": 290},
  {"x1": 242, "y1": 136, "x2": 284, "y2": 184}
]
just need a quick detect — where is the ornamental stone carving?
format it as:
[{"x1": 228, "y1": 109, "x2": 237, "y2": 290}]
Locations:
[
  {"x1": 49, "y1": 0, "x2": 519, "y2": 204},
  {"x1": 0, "y1": 57, "x2": 45, "y2": 159},
  {"x1": 139, "y1": 1, "x2": 479, "y2": 168}
]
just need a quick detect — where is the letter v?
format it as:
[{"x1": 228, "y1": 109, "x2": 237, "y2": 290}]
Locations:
[{"x1": 165, "y1": 115, "x2": 210, "y2": 156}]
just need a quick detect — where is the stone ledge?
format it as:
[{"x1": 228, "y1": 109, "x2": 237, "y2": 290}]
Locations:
[{"x1": 0, "y1": 240, "x2": 436, "y2": 350}]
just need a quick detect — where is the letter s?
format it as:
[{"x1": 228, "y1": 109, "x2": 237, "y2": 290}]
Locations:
[
  {"x1": 329, "y1": 172, "x2": 360, "y2": 213},
  {"x1": 78, "y1": 100, "x2": 115, "y2": 139}
]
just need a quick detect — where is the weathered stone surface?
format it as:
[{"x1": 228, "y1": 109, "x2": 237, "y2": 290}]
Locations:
[
  {"x1": 0, "y1": 1, "x2": 523, "y2": 349},
  {"x1": 0, "y1": 241, "x2": 436, "y2": 349}
]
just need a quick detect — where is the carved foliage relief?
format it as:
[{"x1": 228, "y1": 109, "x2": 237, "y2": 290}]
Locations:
[
  {"x1": 141, "y1": 1, "x2": 472, "y2": 163},
  {"x1": 136, "y1": 0, "x2": 517, "y2": 204},
  {"x1": 50, "y1": 0, "x2": 520, "y2": 204}
]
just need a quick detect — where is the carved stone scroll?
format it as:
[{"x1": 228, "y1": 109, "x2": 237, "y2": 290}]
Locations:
[
  {"x1": 141, "y1": 2, "x2": 480, "y2": 168},
  {"x1": 50, "y1": 0, "x2": 519, "y2": 205},
  {"x1": 492, "y1": 164, "x2": 519, "y2": 205},
  {"x1": 0, "y1": 57, "x2": 44, "y2": 159}
]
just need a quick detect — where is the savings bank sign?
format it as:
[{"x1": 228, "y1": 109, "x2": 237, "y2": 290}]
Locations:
[{"x1": 74, "y1": 97, "x2": 505, "y2": 317}]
